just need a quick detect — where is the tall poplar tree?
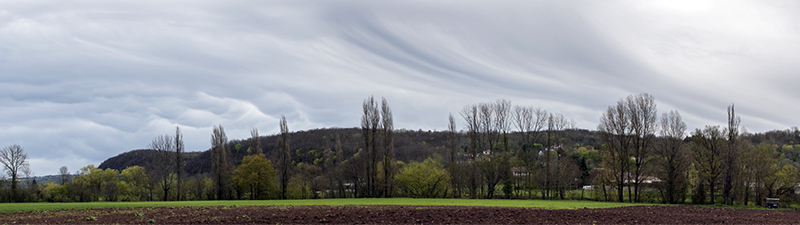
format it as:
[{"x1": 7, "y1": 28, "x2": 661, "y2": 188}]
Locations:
[
  {"x1": 278, "y1": 115, "x2": 291, "y2": 199},
  {"x1": 723, "y1": 103, "x2": 741, "y2": 205},
  {"x1": 175, "y1": 126, "x2": 184, "y2": 201},
  {"x1": 361, "y1": 96, "x2": 380, "y2": 197},
  {"x1": 211, "y1": 125, "x2": 232, "y2": 200},
  {"x1": 381, "y1": 97, "x2": 394, "y2": 198}
]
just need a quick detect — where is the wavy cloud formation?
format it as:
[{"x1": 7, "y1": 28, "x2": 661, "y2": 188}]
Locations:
[{"x1": 1, "y1": 1, "x2": 799, "y2": 174}]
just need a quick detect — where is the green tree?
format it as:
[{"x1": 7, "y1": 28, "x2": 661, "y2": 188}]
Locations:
[
  {"x1": 771, "y1": 164, "x2": 799, "y2": 203},
  {"x1": 286, "y1": 175, "x2": 308, "y2": 199},
  {"x1": 232, "y1": 154, "x2": 277, "y2": 200},
  {"x1": 289, "y1": 162, "x2": 324, "y2": 199},
  {"x1": 691, "y1": 126, "x2": 725, "y2": 205},
  {"x1": 186, "y1": 175, "x2": 212, "y2": 200},
  {"x1": 742, "y1": 143, "x2": 778, "y2": 206},
  {"x1": 120, "y1": 166, "x2": 150, "y2": 201},
  {"x1": 73, "y1": 165, "x2": 104, "y2": 201},
  {"x1": 101, "y1": 168, "x2": 120, "y2": 201},
  {"x1": 40, "y1": 183, "x2": 69, "y2": 202},
  {"x1": 394, "y1": 157, "x2": 451, "y2": 198},
  {"x1": 655, "y1": 110, "x2": 689, "y2": 204}
]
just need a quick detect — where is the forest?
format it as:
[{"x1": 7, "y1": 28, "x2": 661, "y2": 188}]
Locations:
[{"x1": 1, "y1": 94, "x2": 800, "y2": 207}]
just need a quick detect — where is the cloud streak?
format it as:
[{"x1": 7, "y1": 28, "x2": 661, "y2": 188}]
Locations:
[{"x1": 1, "y1": 0, "x2": 799, "y2": 175}]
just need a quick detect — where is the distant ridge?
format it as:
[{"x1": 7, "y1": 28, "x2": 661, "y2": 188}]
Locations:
[
  {"x1": 97, "y1": 127, "x2": 608, "y2": 176},
  {"x1": 97, "y1": 127, "x2": 800, "y2": 176}
]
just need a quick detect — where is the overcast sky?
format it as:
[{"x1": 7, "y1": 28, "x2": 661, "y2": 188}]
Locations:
[{"x1": 3, "y1": 0, "x2": 800, "y2": 175}]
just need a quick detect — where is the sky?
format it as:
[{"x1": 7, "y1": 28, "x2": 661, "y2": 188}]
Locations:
[{"x1": 2, "y1": 0, "x2": 800, "y2": 175}]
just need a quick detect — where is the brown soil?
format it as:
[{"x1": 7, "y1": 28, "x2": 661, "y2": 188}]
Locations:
[{"x1": 1, "y1": 205, "x2": 799, "y2": 224}]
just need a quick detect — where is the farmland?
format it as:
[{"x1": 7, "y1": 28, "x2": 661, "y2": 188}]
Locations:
[{"x1": 1, "y1": 199, "x2": 799, "y2": 224}]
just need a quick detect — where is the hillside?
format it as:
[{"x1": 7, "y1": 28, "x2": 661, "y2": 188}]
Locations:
[
  {"x1": 99, "y1": 127, "x2": 469, "y2": 176},
  {"x1": 98, "y1": 126, "x2": 800, "y2": 177}
]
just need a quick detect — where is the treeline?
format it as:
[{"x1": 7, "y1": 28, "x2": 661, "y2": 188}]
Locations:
[
  {"x1": 99, "y1": 130, "x2": 452, "y2": 177},
  {"x1": 1, "y1": 94, "x2": 799, "y2": 207},
  {"x1": 592, "y1": 94, "x2": 800, "y2": 207}
]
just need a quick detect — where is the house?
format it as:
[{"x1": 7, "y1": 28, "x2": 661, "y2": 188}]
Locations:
[{"x1": 511, "y1": 166, "x2": 529, "y2": 176}]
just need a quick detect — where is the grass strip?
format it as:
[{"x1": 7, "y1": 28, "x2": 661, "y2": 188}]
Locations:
[{"x1": 0, "y1": 198, "x2": 653, "y2": 213}]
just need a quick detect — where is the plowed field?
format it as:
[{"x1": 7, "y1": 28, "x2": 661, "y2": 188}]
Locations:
[{"x1": 1, "y1": 205, "x2": 797, "y2": 224}]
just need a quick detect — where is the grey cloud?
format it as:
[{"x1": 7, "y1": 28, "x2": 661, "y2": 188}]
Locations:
[{"x1": 1, "y1": 0, "x2": 799, "y2": 175}]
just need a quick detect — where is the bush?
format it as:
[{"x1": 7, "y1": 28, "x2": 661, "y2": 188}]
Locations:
[{"x1": 394, "y1": 157, "x2": 451, "y2": 198}]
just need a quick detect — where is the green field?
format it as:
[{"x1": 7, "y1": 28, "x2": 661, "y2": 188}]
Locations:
[{"x1": 0, "y1": 198, "x2": 652, "y2": 213}]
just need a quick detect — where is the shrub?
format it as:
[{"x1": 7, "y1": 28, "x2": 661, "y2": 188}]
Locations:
[{"x1": 394, "y1": 157, "x2": 451, "y2": 198}]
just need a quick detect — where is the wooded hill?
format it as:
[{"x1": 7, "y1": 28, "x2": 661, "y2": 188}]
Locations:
[
  {"x1": 98, "y1": 127, "x2": 800, "y2": 178},
  {"x1": 98, "y1": 127, "x2": 603, "y2": 176}
]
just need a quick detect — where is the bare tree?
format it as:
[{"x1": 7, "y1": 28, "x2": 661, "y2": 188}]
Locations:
[
  {"x1": 461, "y1": 105, "x2": 481, "y2": 157},
  {"x1": 512, "y1": 105, "x2": 547, "y2": 198},
  {"x1": 324, "y1": 134, "x2": 345, "y2": 198},
  {"x1": 322, "y1": 133, "x2": 342, "y2": 198},
  {"x1": 0, "y1": 144, "x2": 27, "y2": 200},
  {"x1": 460, "y1": 99, "x2": 516, "y2": 199},
  {"x1": 482, "y1": 100, "x2": 512, "y2": 199},
  {"x1": 542, "y1": 112, "x2": 575, "y2": 199},
  {"x1": 598, "y1": 99, "x2": 632, "y2": 202},
  {"x1": 627, "y1": 93, "x2": 657, "y2": 202},
  {"x1": 598, "y1": 93, "x2": 657, "y2": 202},
  {"x1": 551, "y1": 150, "x2": 579, "y2": 199},
  {"x1": 278, "y1": 115, "x2": 291, "y2": 199},
  {"x1": 149, "y1": 134, "x2": 174, "y2": 201},
  {"x1": 250, "y1": 128, "x2": 262, "y2": 155},
  {"x1": 494, "y1": 99, "x2": 512, "y2": 136},
  {"x1": 655, "y1": 110, "x2": 689, "y2": 204},
  {"x1": 723, "y1": 103, "x2": 741, "y2": 205},
  {"x1": 460, "y1": 104, "x2": 481, "y2": 198},
  {"x1": 145, "y1": 127, "x2": 185, "y2": 201},
  {"x1": 513, "y1": 106, "x2": 547, "y2": 154},
  {"x1": 175, "y1": 126, "x2": 184, "y2": 201},
  {"x1": 22, "y1": 164, "x2": 33, "y2": 195},
  {"x1": 380, "y1": 97, "x2": 394, "y2": 198},
  {"x1": 211, "y1": 125, "x2": 232, "y2": 200},
  {"x1": 334, "y1": 134, "x2": 345, "y2": 197},
  {"x1": 479, "y1": 103, "x2": 494, "y2": 152},
  {"x1": 59, "y1": 166, "x2": 70, "y2": 185}
]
